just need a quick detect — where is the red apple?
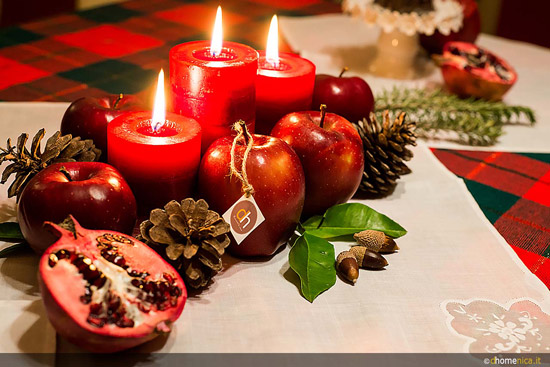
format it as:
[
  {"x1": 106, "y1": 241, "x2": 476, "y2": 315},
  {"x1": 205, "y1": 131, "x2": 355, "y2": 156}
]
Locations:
[
  {"x1": 198, "y1": 129, "x2": 305, "y2": 257},
  {"x1": 271, "y1": 106, "x2": 364, "y2": 218},
  {"x1": 17, "y1": 162, "x2": 137, "y2": 253},
  {"x1": 61, "y1": 94, "x2": 142, "y2": 161},
  {"x1": 420, "y1": 0, "x2": 481, "y2": 55},
  {"x1": 311, "y1": 68, "x2": 374, "y2": 124}
]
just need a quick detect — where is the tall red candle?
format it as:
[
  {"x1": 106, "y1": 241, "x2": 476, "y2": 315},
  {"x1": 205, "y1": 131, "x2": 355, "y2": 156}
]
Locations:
[
  {"x1": 107, "y1": 111, "x2": 201, "y2": 214},
  {"x1": 255, "y1": 15, "x2": 315, "y2": 134},
  {"x1": 170, "y1": 39, "x2": 258, "y2": 152}
]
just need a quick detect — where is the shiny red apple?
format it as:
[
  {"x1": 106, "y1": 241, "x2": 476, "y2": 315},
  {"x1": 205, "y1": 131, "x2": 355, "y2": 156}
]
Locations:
[
  {"x1": 271, "y1": 106, "x2": 364, "y2": 218},
  {"x1": 17, "y1": 162, "x2": 137, "y2": 253},
  {"x1": 61, "y1": 94, "x2": 142, "y2": 161},
  {"x1": 420, "y1": 0, "x2": 481, "y2": 55},
  {"x1": 311, "y1": 68, "x2": 374, "y2": 124},
  {"x1": 198, "y1": 127, "x2": 305, "y2": 257}
]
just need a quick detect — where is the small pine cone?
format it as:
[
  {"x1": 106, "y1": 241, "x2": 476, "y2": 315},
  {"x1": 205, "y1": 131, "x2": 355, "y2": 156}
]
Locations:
[
  {"x1": 0, "y1": 129, "x2": 101, "y2": 198},
  {"x1": 353, "y1": 230, "x2": 399, "y2": 253},
  {"x1": 140, "y1": 198, "x2": 231, "y2": 289},
  {"x1": 353, "y1": 111, "x2": 417, "y2": 197}
]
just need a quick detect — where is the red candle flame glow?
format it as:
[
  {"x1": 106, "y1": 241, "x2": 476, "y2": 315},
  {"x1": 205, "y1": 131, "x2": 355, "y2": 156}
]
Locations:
[
  {"x1": 266, "y1": 15, "x2": 279, "y2": 68},
  {"x1": 152, "y1": 69, "x2": 166, "y2": 132},
  {"x1": 210, "y1": 6, "x2": 223, "y2": 57}
]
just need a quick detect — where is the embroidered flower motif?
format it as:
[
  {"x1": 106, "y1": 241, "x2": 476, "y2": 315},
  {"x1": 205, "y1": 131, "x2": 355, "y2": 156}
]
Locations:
[
  {"x1": 444, "y1": 299, "x2": 550, "y2": 353},
  {"x1": 486, "y1": 319, "x2": 527, "y2": 343}
]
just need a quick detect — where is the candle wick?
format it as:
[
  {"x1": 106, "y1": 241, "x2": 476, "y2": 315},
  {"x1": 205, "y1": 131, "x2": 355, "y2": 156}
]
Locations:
[{"x1": 152, "y1": 121, "x2": 164, "y2": 133}]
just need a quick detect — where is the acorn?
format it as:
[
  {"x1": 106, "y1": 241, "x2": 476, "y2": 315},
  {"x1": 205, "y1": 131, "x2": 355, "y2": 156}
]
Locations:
[
  {"x1": 353, "y1": 230, "x2": 399, "y2": 253},
  {"x1": 350, "y1": 246, "x2": 388, "y2": 269},
  {"x1": 336, "y1": 251, "x2": 359, "y2": 284}
]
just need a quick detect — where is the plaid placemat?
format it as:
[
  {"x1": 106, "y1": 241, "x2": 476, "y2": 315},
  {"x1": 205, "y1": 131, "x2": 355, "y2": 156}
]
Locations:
[
  {"x1": 432, "y1": 149, "x2": 550, "y2": 287},
  {"x1": 0, "y1": 0, "x2": 339, "y2": 102},
  {"x1": 0, "y1": 0, "x2": 548, "y2": 288}
]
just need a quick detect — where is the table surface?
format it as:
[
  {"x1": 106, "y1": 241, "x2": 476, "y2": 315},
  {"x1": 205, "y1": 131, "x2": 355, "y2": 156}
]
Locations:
[{"x1": 0, "y1": 0, "x2": 549, "y2": 356}]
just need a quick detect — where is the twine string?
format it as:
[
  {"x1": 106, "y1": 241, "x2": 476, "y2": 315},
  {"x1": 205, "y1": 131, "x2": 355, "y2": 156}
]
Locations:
[{"x1": 229, "y1": 120, "x2": 255, "y2": 197}]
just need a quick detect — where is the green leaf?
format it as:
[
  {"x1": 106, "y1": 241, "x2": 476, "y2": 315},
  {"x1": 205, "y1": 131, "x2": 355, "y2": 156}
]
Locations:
[
  {"x1": 0, "y1": 222, "x2": 24, "y2": 241},
  {"x1": 0, "y1": 242, "x2": 29, "y2": 258},
  {"x1": 302, "y1": 215, "x2": 323, "y2": 230},
  {"x1": 302, "y1": 203, "x2": 407, "y2": 239},
  {"x1": 288, "y1": 233, "x2": 336, "y2": 303}
]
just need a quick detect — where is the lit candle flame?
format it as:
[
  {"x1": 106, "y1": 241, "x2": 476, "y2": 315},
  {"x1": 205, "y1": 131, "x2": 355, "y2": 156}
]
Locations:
[
  {"x1": 266, "y1": 14, "x2": 279, "y2": 67},
  {"x1": 210, "y1": 6, "x2": 223, "y2": 57},
  {"x1": 152, "y1": 69, "x2": 165, "y2": 132}
]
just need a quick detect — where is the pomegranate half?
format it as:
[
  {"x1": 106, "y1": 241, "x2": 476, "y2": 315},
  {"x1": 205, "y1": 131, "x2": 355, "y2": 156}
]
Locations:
[
  {"x1": 38, "y1": 216, "x2": 187, "y2": 353},
  {"x1": 435, "y1": 42, "x2": 517, "y2": 101}
]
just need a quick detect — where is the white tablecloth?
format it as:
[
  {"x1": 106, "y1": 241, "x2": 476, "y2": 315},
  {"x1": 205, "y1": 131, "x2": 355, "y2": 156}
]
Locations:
[{"x1": 0, "y1": 13, "x2": 549, "y2": 356}]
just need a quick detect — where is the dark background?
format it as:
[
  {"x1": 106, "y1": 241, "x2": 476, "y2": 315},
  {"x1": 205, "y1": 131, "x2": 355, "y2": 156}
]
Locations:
[{"x1": 0, "y1": 0, "x2": 549, "y2": 48}]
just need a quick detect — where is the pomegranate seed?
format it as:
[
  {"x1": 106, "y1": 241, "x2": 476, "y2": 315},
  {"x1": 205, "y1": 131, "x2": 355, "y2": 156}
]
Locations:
[
  {"x1": 90, "y1": 303, "x2": 102, "y2": 315},
  {"x1": 138, "y1": 304, "x2": 150, "y2": 313},
  {"x1": 87, "y1": 316, "x2": 105, "y2": 328},
  {"x1": 93, "y1": 275, "x2": 106, "y2": 289},
  {"x1": 55, "y1": 249, "x2": 71, "y2": 259},
  {"x1": 48, "y1": 254, "x2": 58, "y2": 267}
]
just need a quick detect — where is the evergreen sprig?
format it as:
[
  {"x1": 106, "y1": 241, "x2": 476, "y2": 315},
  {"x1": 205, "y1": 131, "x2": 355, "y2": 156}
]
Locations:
[{"x1": 375, "y1": 87, "x2": 536, "y2": 146}]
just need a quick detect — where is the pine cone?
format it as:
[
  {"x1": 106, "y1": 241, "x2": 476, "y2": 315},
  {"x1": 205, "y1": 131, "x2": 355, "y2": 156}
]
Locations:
[
  {"x1": 140, "y1": 198, "x2": 231, "y2": 289},
  {"x1": 353, "y1": 111, "x2": 417, "y2": 196},
  {"x1": 0, "y1": 129, "x2": 101, "y2": 198}
]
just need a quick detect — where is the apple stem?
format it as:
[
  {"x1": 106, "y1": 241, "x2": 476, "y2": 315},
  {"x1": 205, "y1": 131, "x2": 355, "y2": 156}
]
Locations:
[
  {"x1": 239, "y1": 120, "x2": 250, "y2": 145},
  {"x1": 114, "y1": 93, "x2": 124, "y2": 109},
  {"x1": 339, "y1": 67, "x2": 349, "y2": 78},
  {"x1": 59, "y1": 166, "x2": 72, "y2": 182},
  {"x1": 319, "y1": 104, "x2": 327, "y2": 128}
]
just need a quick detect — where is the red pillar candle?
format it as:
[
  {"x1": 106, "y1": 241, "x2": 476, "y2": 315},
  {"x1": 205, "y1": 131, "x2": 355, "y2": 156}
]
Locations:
[
  {"x1": 108, "y1": 70, "x2": 201, "y2": 214},
  {"x1": 170, "y1": 8, "x2": 258, "y2": 152},
  {"x1": 255, "y1": 15, "x2": 315, "y2": 134},
  {"x1": 107, "y1": 111, "x2": 201, "y2": 214}
]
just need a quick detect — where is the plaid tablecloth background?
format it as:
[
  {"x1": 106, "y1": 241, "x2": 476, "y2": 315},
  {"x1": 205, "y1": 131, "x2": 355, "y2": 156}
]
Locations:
[{"x1": 0, "y1": 0, "x2": 548, "y2": 287}]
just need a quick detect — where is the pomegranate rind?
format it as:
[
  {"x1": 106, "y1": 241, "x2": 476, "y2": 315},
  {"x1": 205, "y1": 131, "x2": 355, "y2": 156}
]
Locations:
[
  {"x1": 438, "y1": 42, "x2": 517, "y2": 101},
  {"x1": 38, "y1": 215, "x2": 187, "y2": 353}
]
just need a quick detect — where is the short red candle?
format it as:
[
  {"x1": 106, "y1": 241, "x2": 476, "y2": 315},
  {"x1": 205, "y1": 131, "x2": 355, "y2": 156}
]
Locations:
[
  {"x1": 170, "y1": 41, "x2": 258, "y2": 152},
  {"x1": 107, "y1": 111, "x2": 201, "y2": 214},
  {"x1": 255, "y1": 51, "x2": 316, "y2": 134}
]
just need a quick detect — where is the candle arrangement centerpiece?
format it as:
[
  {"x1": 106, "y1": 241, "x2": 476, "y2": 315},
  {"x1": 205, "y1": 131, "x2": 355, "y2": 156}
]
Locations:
[{"x1": 18, "y1": 5, "x2": 535, "y2": 353}]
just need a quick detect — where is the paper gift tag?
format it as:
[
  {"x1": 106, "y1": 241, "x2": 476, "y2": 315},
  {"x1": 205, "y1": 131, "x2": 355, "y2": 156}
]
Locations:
[{"x1": 222, "y1": 195, "x2": 265, "y2": 245}]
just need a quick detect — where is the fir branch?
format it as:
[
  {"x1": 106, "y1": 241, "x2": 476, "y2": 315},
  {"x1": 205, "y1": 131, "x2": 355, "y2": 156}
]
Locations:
[{"x1": 375, "y1": 87, "x2": 536, "y2": 146}]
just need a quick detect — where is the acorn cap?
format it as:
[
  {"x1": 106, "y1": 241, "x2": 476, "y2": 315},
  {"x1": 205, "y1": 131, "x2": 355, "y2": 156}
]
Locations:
[
  {"x1": 336, "y1": 251, "x2": 359, "y2": 284},
  {"x1": 353, "y1": 229, "x2": 399, "y2": 253},
  {"x1": 350, "y1": 246, "x2": 388, "y2": 269}
]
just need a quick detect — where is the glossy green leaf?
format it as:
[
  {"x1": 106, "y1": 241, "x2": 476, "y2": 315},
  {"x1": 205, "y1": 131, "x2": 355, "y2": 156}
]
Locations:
[
  {"x1": 0, "y1": 222, "x2": 24, "y2": 241},
  {"x1": 289, "y1": 232, "x2": 336, "y2": 303},
  {"x1": 302, "y1": 203, "x2": 407, "y2": 240}
]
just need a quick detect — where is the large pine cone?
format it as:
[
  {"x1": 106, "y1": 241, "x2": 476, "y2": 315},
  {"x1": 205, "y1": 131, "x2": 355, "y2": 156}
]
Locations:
[
  {"x1": 353, "y1": 111, "x2": 417, "y2": 196},
  {"x1": 0, "y1": 129, "x2": 101, "y2": 198},
  {"x1": 140, "y1": 198, "x2": 231, "y2": 289}
]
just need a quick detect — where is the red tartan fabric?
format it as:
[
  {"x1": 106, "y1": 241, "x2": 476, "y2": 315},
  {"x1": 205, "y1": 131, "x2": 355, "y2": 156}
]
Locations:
[
  {"x1": 0, "y1": 0, "x2": 340, "y2": 102},
  {"x1": 432, "y1": 149, "x2": 550, "y2": 288}
]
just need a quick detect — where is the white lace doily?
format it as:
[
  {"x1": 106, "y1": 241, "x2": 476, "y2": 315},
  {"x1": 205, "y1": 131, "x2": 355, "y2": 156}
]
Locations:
[{"x1": 343, "y1": 0, "x2": 464, "y2": 36}]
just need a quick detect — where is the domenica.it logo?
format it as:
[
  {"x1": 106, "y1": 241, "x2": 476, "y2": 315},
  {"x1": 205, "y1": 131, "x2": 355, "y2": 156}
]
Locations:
[{"x1": 230, "y1": 200, "x2": 258, "y2": 235}]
